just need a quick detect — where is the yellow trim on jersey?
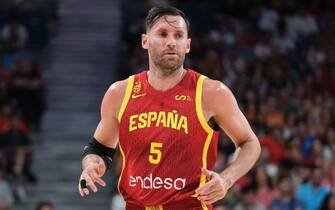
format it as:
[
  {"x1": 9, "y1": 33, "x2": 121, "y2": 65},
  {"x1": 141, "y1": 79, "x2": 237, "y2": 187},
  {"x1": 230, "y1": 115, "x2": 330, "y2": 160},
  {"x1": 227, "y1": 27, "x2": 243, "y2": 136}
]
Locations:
[
  {"x1": 194, "y1": 75, "x2": 214, "y2": 210},
  {"x1": 195, "y1": 75, "x2": 214, "y2": 133},
  {"x1": 145, "y1": 205, "x2": 163, "y2": 210},
  {"x1": 118, "y1": 75, "x2": 134, "y2": 122},
  {"x1": 117, "y1": 142, "x2": 126, "y2": 193},
  {"x1": 196, "y1": 131, "x2": 213, "y2": 210},
  {"x1": 117, "y1": 75, "x2": 134, "y2": 193},
  {"x1": 201, "y1": 200, "x2": 209, "y2": 210}
]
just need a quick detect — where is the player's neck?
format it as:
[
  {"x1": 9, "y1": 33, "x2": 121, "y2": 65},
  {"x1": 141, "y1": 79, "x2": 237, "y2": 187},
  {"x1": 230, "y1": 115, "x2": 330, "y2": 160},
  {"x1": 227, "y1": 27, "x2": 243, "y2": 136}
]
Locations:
[{"x1": 147, "y1": 67, "x2": 186, "y2": 92}]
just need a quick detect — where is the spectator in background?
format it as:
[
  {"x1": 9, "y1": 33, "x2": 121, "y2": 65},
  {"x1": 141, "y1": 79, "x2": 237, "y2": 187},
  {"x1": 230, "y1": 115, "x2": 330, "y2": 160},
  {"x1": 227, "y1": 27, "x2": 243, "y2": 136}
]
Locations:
[
  {"x1": 286, "y1": 9, "x2": 318, "y2": 41},
  {"x1": 269, "y1": 175, "x2": 304, "y2": 210},
  {"x1": 321, "y1": 191, "x2": 335, "y2": 210},
  {"x1": 320, "y1": 158, "x2": 335, "y2": 191},
  {"x1": 0, "y1": 0, "x2": 55, "y2": 207},
  {"x1": 1, "y1": 18, "x2": 28, "y2": 50},
  {"x1": 0, "y1": 59, "x2": 9, "y2": 74},
  {"x1": 10, "y1": 57, "x2": 46, "y2": 130},
  {"x1": 252, "y1": 165, "x2": 278, "y2": 209},
  {"x1": 0, "y1": 103, "x2": 32, "y2": 173},
  {"x1": 1, "y1": 16, "x2": 31, "y2": 71},
  {"x1": 318, "y1": 50, "x2": 335, "y2": 97},
  {"x1": 259, "y1": 128, "x2": 288, "y2": 164},
  {"x1": 296, "y1": 167, "x2": 329, "y2": 210},
  {"x1": 0, "y1": 103, "x2": 35, "y2": 201},
  {"x1": 35, "y1": 201, "x2": 54, "y2": 210},
  {"x1": 234, "y1": 184, "x2": 265, "y2": 210},
  {"x1": 0, "y1": 162, "x2": 14, "y2": 210},
  {"x1": 256, "y1": 147, "x2": 279, "y2": 179},
  {"x1": 0, "y1": 59, "x2": 11, "y2": 106}
]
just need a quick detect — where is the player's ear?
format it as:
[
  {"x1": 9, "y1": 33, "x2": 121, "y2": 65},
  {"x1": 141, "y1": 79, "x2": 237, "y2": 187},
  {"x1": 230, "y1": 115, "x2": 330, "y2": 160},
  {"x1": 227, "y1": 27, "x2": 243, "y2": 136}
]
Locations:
[
  {"x1": 142, "y1": 34, "x2": 148, "y2": 50},
  {"x1": 186, "y1": 38, "x2": 191, "y2": 54}
]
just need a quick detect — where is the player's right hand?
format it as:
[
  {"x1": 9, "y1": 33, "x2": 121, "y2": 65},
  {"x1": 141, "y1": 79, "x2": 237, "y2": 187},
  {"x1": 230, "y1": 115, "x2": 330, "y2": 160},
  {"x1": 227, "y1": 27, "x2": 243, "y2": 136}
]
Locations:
[{"x1": 78, "y1": 162, "x2": 106, "y2": 197}]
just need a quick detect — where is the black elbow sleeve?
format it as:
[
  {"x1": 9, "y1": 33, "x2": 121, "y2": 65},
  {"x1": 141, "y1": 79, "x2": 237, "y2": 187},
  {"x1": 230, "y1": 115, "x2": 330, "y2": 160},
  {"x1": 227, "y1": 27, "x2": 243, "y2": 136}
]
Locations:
[{"x1": 81, "y1": 137, "x2": 116, "y2": 170}]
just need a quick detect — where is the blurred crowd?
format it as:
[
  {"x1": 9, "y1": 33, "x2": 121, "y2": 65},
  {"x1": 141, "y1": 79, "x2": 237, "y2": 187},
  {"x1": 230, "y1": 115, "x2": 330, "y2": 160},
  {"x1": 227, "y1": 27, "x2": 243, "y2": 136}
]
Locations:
[
  {"x1": 0, "y1": 0, "x2": 58, "y2": 209},
  {"x1": 118, "y1": 0, "x2": 335, "y2": 210}
]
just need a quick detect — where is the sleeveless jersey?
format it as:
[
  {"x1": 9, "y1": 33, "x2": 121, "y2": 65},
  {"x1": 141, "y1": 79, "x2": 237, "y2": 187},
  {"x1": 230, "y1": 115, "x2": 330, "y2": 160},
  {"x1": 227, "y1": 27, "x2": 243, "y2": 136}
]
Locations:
[{"x1": 117, "y1": 69, "x2": 219, "y2": 209}]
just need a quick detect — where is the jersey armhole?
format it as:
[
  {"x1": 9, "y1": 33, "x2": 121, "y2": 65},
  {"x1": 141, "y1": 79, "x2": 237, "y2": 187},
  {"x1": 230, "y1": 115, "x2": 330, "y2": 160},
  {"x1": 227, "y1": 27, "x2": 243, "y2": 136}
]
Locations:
[
  {"x1": 117, "y1": 75, "x2": 134, "y2": 122},
  {"x1": 195, "y1": 75, "x2": 214, "y2": 134},
  {"x1": 193, "y1": 75, "x2": 215, "y2": 208}
]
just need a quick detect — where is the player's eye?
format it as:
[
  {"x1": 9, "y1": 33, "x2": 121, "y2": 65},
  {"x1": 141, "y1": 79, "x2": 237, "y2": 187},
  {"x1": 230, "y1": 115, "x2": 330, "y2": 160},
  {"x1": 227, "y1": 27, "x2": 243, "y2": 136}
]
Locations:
[
  {"x1": 175, "y1": 33, "x2": 183, "y2": 39},
  {"x1": 159, "y1": 32, "x2": 167, "y2": 37}
]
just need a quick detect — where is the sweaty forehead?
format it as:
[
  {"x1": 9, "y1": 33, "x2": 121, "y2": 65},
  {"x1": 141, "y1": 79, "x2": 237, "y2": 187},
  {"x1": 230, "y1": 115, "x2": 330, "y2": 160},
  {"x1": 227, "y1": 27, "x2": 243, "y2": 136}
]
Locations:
[{"x1": 150, "y1": 15, "x2": 187, "y2": 32}]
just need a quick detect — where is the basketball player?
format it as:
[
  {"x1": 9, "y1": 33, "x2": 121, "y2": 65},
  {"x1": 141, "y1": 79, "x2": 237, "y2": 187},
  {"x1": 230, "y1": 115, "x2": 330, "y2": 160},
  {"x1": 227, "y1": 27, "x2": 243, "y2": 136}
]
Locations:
[{"x1": 78, "y1": 6, "x2": 261, "y2": 210}]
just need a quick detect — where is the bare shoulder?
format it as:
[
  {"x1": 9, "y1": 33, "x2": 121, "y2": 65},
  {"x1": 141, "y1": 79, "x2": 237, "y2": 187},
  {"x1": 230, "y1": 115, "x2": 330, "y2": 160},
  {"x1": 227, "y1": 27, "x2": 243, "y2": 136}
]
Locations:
[
  {"x1": 202, "y1": 78, "x2": 237, "y2": 118},
  {"x1": 101, "y1": 79, "x2": 129, "y2": 116},
  {"x1": 106, "y1": 79, "x2": 128, "y2": 98},
  {"x1": 202, "y1": 78, "x2": 233, "y2": 99}
]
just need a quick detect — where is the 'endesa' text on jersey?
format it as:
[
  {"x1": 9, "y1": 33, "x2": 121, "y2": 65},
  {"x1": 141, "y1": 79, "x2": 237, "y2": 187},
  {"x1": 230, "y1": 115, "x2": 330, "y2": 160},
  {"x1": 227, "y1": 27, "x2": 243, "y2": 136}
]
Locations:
[{"x1": 128, "y1": 110, "x2": 188, "y2": 134}]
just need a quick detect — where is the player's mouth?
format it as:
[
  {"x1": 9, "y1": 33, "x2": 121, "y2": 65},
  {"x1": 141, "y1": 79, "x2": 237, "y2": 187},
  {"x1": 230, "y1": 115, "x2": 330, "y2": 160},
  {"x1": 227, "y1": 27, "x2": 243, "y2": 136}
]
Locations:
[
  {"x1": 163, "y1": 52, "x2": 178, "y2": 57},
  {"x1": 163, "y1": 50, "x2": 178, "y2": 56}
]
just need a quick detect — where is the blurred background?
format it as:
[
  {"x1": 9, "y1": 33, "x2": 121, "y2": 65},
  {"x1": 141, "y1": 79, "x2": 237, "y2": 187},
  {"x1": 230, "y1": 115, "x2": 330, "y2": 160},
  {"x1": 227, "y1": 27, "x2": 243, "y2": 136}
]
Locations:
[{"x1": 0, "y1": 0, "x2": 335, "y2": 210}]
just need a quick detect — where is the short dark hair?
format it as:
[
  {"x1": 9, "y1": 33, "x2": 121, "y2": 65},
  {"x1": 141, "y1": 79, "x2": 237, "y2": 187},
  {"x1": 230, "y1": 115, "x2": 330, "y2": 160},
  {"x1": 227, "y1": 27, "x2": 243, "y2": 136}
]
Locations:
[
  {"x1": 36, "y1": 201, "x2": 53, "y2": 210},
  {"x1": 145, "y1": 6, "x2": 190, "y2": 32}
]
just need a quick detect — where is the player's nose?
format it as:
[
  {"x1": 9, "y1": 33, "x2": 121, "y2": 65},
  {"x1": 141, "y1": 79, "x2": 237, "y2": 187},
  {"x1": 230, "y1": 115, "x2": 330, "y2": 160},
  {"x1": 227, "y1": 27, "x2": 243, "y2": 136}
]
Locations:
[{"x1": 166, "y1": 36, "x2": 176, "y2": 48}]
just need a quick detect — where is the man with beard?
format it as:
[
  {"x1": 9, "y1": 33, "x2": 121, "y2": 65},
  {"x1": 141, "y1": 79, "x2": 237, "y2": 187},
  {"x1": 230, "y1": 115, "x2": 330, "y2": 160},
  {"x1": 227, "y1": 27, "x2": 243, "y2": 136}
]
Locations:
[
  {"x1": 78, "y1": 6, "x2": 261, "y2": 210},
  {"x1": 269, "y1": 175, "x2": 304, "y2": 210},
  {"x1": 296, "y1": 167, "x2": 329, "y2": 210}
]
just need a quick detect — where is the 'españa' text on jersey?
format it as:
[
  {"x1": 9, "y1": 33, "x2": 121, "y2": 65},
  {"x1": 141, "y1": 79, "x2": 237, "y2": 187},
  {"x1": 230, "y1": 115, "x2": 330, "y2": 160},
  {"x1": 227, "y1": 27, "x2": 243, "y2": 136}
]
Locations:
[
  {"x1": 117, "y1": 69, "x2": 219, "y2": 208},
  {"x1": 129, "y1": 110, "x2": 188, "y2": 134}
]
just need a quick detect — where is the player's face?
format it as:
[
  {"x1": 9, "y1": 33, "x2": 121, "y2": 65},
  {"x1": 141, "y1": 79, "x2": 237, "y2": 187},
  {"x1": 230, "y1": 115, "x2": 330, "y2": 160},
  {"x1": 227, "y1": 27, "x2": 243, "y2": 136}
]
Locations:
[{"x1": 142, "y1": 15, "x2": 191, "y2": 75}]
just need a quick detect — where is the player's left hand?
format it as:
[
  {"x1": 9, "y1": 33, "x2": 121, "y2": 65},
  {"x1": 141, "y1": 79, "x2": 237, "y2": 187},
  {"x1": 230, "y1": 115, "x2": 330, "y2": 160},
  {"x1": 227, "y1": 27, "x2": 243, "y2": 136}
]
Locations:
[{"x1": 195, "y1": 168, "x2": 233, "y2": 204}]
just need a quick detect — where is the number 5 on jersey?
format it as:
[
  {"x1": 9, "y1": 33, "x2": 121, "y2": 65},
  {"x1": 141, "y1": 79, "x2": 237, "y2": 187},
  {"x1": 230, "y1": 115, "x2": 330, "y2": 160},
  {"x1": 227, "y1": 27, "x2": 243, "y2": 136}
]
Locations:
[{"x1": 149, "y1": 142, "x2": 163, "y2": 164}]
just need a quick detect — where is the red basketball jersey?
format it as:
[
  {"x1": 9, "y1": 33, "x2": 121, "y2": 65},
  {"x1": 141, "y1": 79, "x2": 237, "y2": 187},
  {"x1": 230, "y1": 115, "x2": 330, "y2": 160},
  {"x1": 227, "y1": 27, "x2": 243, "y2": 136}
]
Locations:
[{"x1": 117, "y1": 69, "x2": 219, "y2": 209}]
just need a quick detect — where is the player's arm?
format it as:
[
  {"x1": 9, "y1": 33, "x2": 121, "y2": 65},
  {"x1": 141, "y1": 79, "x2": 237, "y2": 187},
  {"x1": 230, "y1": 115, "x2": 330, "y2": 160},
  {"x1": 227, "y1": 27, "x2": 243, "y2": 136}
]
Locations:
[
  {"x1": 196, "y1": 79, "x2": 261, "y2": 204},
  {"x1": 79, "y1": 79, "x2": 127, "y2": 196}
]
